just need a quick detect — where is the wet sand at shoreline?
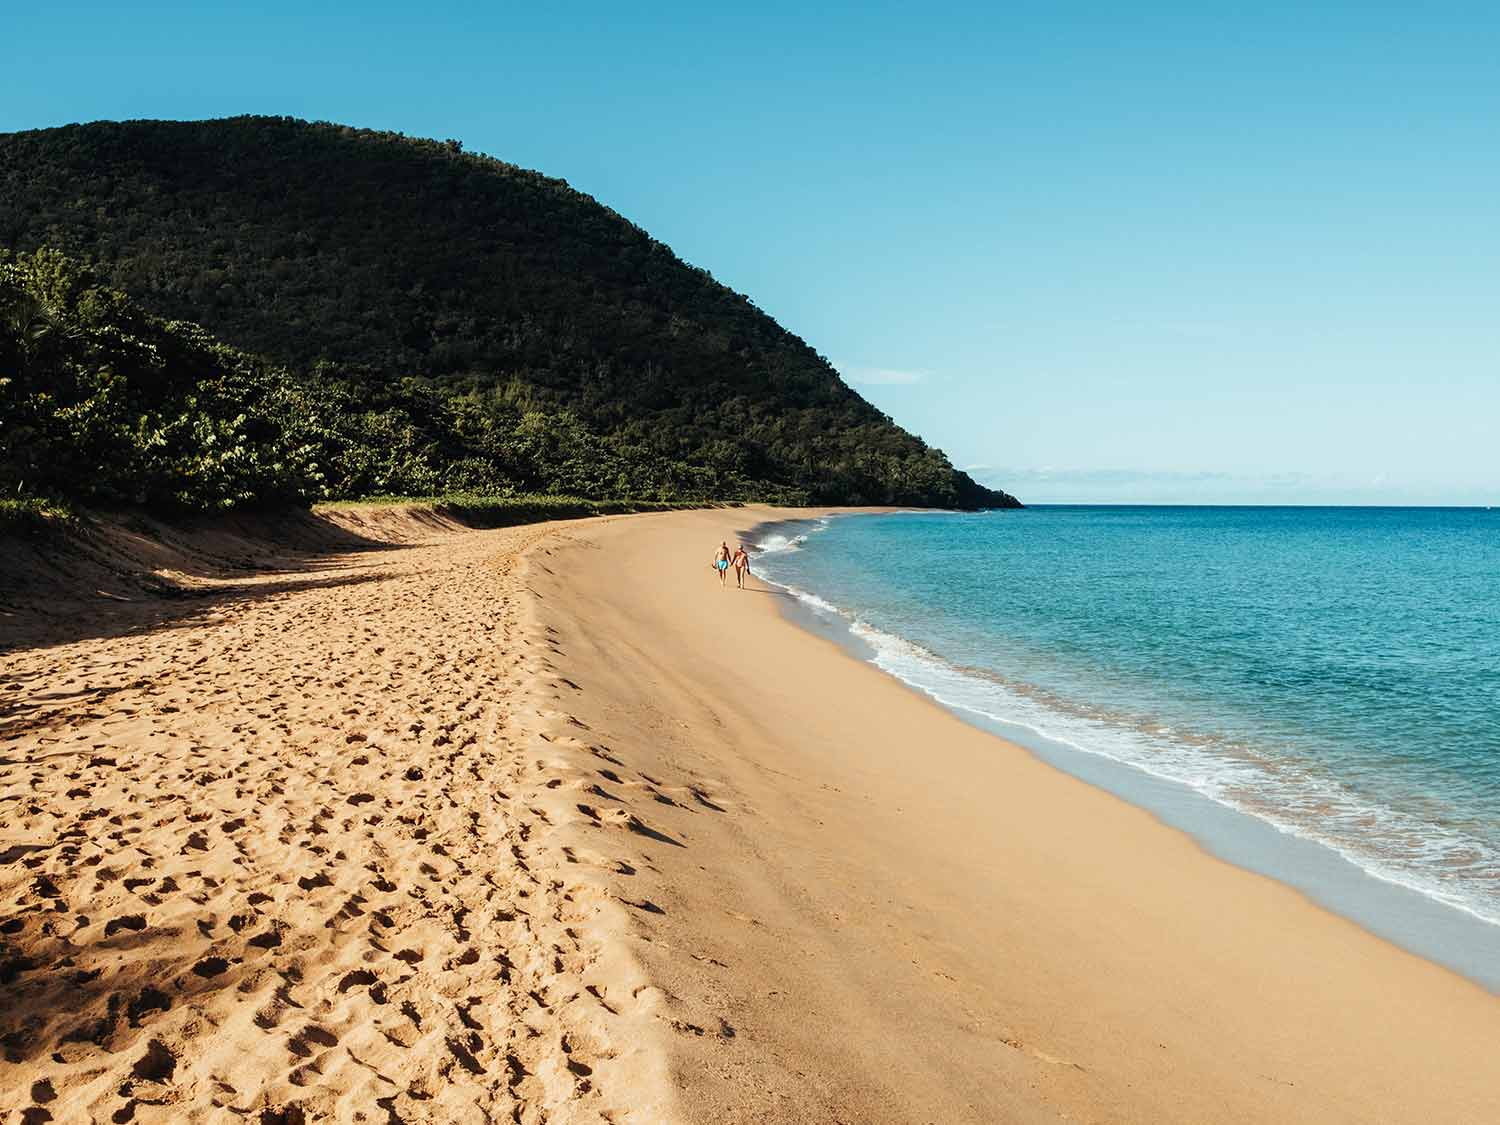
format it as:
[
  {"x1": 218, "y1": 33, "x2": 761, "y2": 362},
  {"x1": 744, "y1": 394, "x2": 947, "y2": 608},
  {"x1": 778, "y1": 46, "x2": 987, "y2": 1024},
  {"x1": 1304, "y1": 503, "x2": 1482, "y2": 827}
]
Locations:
[{"x1": 529, "y1": 507, "x2": 1500, "y2": 1123}]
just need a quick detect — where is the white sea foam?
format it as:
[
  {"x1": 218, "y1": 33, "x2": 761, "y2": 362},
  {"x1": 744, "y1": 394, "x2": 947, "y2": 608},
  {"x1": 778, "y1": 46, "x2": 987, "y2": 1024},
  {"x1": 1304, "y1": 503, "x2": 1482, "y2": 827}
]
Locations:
[
  {"x1": 754, "y1": 532, "x2": 808, "y2": 555},
  {"x1": 753, "y1": 517, "x2": 831, "y2": 557},
  {"x1": 790, "y1": 587, "x2": 842, "y2": 616},
  {"x1": 761, "y1": 567, "x2": 1500, "y2": 930}
]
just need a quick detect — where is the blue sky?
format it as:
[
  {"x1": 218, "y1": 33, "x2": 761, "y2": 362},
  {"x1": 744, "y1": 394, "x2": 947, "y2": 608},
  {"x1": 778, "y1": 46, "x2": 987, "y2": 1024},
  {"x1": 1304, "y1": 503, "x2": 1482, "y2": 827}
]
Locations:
[{"x1": 5, "y1": 2, "x2": 1497, "y2": 503}]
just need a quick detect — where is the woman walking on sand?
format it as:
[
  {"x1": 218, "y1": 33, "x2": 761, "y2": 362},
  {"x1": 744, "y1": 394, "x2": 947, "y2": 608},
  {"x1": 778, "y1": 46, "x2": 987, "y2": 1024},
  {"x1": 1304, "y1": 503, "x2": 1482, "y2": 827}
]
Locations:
[
  {"x1": 731, "y1": 544, "x2": 751, "y2": 589},
  {"x1": 712, "y1": 541, "x2": 732, "y2": 587}
]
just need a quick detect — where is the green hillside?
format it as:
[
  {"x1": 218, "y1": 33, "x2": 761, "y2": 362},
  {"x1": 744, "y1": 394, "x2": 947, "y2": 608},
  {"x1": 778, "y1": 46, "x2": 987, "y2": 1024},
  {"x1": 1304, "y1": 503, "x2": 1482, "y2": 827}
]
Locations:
[{"x1": 0, "y1": 116, "x2": 1019, "y2": 510}]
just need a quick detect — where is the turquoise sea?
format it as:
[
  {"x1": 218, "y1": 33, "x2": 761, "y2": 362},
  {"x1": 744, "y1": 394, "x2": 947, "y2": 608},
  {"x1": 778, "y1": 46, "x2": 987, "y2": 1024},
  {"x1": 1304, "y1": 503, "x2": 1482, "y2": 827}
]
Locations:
[{"x1": 751, "y1": 507, "x2": 1500, "y2": 981}]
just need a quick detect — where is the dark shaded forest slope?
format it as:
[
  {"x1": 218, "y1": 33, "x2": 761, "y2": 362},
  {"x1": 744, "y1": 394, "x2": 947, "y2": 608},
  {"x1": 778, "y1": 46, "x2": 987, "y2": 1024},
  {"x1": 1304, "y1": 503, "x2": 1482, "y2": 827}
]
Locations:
[{"x1": 0, "y1": 116, "x2": 1018, "y2": 509}]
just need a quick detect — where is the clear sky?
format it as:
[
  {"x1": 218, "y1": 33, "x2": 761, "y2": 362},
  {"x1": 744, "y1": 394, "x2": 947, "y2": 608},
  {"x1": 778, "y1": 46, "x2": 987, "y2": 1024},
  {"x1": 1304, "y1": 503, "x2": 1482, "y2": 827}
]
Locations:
[{"x1": 5, "y1": 2, "x2": 1497, "y2": 504}]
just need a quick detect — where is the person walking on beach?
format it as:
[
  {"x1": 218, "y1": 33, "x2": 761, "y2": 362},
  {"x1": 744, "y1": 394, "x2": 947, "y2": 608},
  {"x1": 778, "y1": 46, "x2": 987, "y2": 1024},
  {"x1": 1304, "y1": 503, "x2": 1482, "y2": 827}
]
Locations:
[
  {"x1": 712, "y1": 541, "x2": 732, "y2": 587},
  {"x1": 731, "y1": 544, "x2": 751, "y2": 589}
]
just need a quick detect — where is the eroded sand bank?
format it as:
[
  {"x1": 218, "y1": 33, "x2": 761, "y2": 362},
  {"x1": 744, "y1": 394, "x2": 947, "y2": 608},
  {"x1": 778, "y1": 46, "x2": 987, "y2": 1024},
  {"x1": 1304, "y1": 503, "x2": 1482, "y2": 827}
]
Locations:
[{"x1": 4, "y1": 505, "x2": 1499, "y2": 1123}]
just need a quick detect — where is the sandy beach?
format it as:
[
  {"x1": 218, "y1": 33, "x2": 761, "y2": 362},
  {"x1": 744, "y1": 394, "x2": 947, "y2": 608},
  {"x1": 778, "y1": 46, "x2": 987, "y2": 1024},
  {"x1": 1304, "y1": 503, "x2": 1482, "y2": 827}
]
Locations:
[{"x1": 5, "y1": 505, "x2": 1500, "y2": 1123}]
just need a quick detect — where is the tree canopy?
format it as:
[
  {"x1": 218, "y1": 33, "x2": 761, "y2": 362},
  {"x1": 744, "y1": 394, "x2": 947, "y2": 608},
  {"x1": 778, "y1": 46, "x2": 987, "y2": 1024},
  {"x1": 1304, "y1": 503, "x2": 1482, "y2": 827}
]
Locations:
[{"x1": 0, "y1": 117, "x2": 1019, "y2": 511}]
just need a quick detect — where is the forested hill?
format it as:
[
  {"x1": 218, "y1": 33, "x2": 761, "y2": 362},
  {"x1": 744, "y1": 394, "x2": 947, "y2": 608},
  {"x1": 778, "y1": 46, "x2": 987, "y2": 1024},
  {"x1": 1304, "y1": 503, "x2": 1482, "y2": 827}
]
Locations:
[{"x1": 0, "y1": 116, "x2": 1019, "y2": 509}]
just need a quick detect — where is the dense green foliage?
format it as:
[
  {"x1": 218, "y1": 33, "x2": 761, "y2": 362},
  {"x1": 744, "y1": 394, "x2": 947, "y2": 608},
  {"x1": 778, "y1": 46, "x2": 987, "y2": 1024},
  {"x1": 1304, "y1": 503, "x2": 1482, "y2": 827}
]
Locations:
[
  {"x1": 323, "y1": 494, "x2": 721, "y2": 525},
  {"x1": 0, "y1": 117, "x2": 1018, "y2": 510},
  {"x1": 0, "y1": 495, "x2": 76, "y2": 533},
  {"x1": 0, "y1": 248, "x2": 759, "y2": 510}
]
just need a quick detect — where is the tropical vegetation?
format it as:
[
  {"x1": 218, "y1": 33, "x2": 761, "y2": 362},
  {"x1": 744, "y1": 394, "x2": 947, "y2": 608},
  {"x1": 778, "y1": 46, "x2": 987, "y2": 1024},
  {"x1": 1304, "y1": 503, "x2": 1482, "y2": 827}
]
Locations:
[{"x1": 0, "y1": 117, "x2": 1018, "y2": 513}]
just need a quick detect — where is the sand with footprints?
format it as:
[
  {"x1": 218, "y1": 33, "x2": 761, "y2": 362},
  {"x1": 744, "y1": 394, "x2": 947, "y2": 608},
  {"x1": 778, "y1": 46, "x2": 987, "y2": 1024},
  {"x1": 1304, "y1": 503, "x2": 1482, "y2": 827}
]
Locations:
[
  {"x1": 6, "y1": 505, "x2": 1500, "y2": 1124},
  {"x1": 1, "y1": 512, "x2": 678, "y2": 1123}
]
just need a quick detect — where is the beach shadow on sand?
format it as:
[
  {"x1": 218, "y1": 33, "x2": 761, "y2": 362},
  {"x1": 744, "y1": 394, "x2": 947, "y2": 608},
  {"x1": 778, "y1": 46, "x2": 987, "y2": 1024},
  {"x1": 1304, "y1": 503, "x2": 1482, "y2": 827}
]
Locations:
[{"x1": 0, "y1": 509, "x2": 418, "y2": 654}]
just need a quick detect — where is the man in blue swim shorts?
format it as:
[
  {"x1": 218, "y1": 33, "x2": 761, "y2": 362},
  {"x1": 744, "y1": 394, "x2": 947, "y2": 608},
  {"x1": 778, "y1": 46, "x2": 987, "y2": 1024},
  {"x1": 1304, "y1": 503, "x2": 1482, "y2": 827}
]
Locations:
[{"x1": 712, "y1": 541, "x2": 731, "y2": 587}]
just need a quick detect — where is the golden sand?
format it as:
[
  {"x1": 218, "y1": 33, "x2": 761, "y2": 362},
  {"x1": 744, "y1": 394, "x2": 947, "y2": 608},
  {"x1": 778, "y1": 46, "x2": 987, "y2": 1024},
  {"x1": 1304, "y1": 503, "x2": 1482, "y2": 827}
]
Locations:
[{"x1": 3, "y1": 505, "x2": 1498, "y2": 1123}]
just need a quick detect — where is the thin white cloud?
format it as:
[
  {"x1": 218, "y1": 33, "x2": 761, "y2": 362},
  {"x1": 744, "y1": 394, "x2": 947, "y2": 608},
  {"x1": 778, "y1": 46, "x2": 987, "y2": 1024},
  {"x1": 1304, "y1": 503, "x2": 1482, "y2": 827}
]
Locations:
[{"x1": 837, "y1": 364, "x2": 930, "y2": 386}]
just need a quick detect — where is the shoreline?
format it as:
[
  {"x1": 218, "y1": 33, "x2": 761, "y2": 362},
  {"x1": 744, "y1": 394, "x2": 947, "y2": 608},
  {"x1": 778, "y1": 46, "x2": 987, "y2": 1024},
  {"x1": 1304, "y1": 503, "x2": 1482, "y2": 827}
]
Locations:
[
  {"x1": 6, "y1": 503, "x2": 1498, "y2": 1122},
  {"x1": 530, "y1": 506, "x2": 1500, "y2": 1122},
  {"x1": 745, "y1": 512, "x2": 1500, "y2": 993}
]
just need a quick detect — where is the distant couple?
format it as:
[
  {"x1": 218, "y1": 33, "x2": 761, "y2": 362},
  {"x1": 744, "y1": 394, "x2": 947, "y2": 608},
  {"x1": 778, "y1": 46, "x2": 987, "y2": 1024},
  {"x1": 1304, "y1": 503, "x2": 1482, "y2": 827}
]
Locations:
[{"x1": 712, "y1": 541, "x2": 751, "y2": 589}]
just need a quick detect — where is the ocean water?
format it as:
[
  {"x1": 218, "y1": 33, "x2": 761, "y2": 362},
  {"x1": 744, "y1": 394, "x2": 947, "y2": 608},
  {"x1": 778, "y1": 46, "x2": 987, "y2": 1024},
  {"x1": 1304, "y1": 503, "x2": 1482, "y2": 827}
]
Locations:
[{"x1": 751, "y1": 506, "x2": 1500, "y2": 948}]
